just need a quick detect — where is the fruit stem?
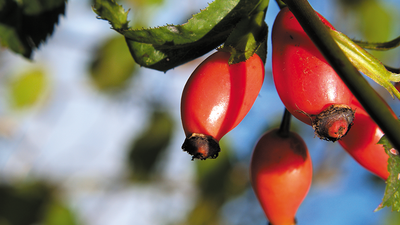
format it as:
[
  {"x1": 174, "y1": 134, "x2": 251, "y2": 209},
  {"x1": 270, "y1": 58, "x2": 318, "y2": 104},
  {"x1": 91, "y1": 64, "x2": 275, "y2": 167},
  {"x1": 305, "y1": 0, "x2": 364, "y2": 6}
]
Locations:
[
  {"x1": 353, "y1": 35, "x2": 400, "y2": 51},
  {"x1": 385, "y1": 65, "x2": 400, "y2": 74},
  {"x1": 278, "y1": 108, "x2": 292, "y2": 137},
  {"x1": 283, "y1": 0, "x2": 400, "y2": 151}
]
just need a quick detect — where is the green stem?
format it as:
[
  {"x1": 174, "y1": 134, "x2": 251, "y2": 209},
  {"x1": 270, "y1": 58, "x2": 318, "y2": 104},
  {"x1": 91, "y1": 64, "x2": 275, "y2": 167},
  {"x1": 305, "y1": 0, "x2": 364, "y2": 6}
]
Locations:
[
  {"x1": 278, "y1": 108, "x2": 292, "y2": 137},
  {"x1": 253, "y1": 0, "x2": 270, "y2": 14},
  {"x1": 354, "y1": 35, "x2": 400, "y2": 51},
  {"x1": 283, "y1": 0, "x2": 400, "y2": 150},
  {"x1": 275, "y1": 0, "x2": 286, "y2": 9},
  {"x1": 330, "y1": 29, "x2": 400, "y2": 98},
  {"x1": 385, "y1": 65, "x2": 400, "y2": 74}
]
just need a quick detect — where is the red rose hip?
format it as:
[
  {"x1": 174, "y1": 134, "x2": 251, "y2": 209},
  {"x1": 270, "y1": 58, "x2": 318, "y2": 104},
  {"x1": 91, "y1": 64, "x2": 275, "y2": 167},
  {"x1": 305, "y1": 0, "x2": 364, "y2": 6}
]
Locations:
[
  {"x1": 250, "y1": 128, "x2": 312, "y2": 225},
  {"x1": 272, "y1": 7, "x2": 355, "y2": 141},
  {"x1": 181, "y1": 50, "x2": 264, "y2": 159},
  {"x1": 339, "y1": 98, "x2": 393, "y2": 180}
]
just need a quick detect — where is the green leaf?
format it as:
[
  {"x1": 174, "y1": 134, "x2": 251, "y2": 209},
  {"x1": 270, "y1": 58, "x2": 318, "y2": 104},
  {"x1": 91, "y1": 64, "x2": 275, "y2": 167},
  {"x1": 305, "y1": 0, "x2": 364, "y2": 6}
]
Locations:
[
  {"x1": 0, "y1": 0, "x2": 66, "y2": 58},
  {"x1": 92, "y1": 0, "x2": 129, "y2": 30},
  {"x1": 9, "y1": 69, "x2": 48, "y2": 109},
  {"x1": 89, "y1": 35, "x2": 137, "y2": 91},
  {"x1": 127, "y1": 110, "x2": 175, "y2": 181},
  {"x1": 223, "y1": 10, "x2": 268, "y2": 64},
  {"x1": 375, "y1": 135, "x2": 400, "y2": 212},
  {"x1": 94, "y1": 0, "x2": 267, "y2": 72}
]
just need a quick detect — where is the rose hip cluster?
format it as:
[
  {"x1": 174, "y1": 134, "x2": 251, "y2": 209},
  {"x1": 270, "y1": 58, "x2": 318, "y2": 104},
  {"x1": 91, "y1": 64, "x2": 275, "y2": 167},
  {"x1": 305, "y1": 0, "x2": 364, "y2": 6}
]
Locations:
[{"x1": 180, "y1": 6, "x2": 392, "y2": 225}]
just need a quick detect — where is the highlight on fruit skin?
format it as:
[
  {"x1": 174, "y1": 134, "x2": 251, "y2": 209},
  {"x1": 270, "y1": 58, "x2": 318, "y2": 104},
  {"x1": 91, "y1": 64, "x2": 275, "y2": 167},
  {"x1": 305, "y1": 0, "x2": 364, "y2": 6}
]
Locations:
[
  {"x1": 180, "y1": 50, "x2": 265, "y2": 160},
  {"x1": 250, "y1": 128, "x2": 312, "y2": 225}
]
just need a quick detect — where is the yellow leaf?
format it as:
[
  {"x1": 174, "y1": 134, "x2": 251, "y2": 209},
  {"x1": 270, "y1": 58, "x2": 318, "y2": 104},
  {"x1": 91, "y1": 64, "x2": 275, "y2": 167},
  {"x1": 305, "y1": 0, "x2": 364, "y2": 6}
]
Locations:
[{"x1": 9, "y1": 69, "x2": 48, "y2": 109}]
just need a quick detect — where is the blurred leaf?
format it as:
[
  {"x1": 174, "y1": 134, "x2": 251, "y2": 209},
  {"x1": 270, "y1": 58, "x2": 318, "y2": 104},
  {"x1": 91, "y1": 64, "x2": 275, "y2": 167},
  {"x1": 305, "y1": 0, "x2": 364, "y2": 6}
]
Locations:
[
  {"x1": 182, "y1": 198, "x2": 223, "y2": 225},
  {"x1": 337, "y1": 0, "x2": 395, "y2": 61},
  {"x1": 42, "y1": 199, "x2": 78, "y2": 225},
  {"x1": 89, "y1": 35, "x2": 137, "y2": 91},
  {"x1": 0, "y1": 182, "x2": 51, "y2": 225},
  {"x1": 93, "y1": 0, "x2": 265, "y2": 72},
  {"x1": 124, "y1": 0, "x2": 164, "y2": 7},
  {"x1": 338, "y1": 0, "x2": 392, "y2": 40},
  {"x1": 195, "y1": 140, "x2": 247, "y2": 200},
  {"x1": 127, "y1": 109, "x2": 175, "y2": 181},
  {"x1": 196, "y1": 142, "x2": 232, "y2": 201},
  {"x1": 9, "y1": 68, "x2": 48, "y2": 109},
  {"x1": 384, "y1": 211, "x2": 400, "y2": 225},
  {"x1": 182, "y1": 140, "x2": 247, "y2": 225},
  {"x1": 357, "y1": 0, "x2": 392, "y2": 42},
  {"x1": 375, "y1": 135, "x2": 400, "y2": 212},
  {"x1": 0, "y1": 0, "x2": 66, "y2": 58}
]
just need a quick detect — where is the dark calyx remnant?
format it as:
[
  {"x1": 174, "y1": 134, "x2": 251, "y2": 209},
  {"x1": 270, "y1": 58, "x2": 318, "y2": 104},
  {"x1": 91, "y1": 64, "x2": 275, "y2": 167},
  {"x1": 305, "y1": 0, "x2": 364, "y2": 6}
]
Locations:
[
  {"x1": 312, "y1": 104, "x2": 355, "y2": 142},
  {"x1": 182, "y1": 133, "x2": 220, "y2": 160}
]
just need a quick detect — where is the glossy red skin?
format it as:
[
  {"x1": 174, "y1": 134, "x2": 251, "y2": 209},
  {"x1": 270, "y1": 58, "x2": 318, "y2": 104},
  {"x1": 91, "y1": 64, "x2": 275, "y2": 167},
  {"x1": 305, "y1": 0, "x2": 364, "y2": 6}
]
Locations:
[
  {"x1": 339, "y1": 99, "x2": 392, "y2": 180},
  {"x1": 272, "y1": 7, "x2": 353, "y2": 125},
  {"x1": 250, "y1": 129, "x2": 312, "y2": 225},
  {"x1": 181, "y1": 51, "x2": 264, "y2": 141}
]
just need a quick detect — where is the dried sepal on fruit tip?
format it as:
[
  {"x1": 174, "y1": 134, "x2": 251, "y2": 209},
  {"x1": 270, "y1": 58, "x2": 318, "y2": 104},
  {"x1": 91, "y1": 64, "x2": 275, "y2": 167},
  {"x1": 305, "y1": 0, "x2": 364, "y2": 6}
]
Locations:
[
  {"x1": 181, "y1": 133, "x2": 220, "y2": 160},
  {"x1": 312, "y1": 104, "x2": 355, "y2": 142}
]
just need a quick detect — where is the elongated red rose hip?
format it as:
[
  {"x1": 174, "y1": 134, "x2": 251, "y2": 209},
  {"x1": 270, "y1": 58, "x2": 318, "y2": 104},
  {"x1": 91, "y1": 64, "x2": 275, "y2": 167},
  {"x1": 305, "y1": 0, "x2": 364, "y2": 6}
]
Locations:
[
  {"x1": 181, "y1": 50, "x2": 264, "y2": 159},
  {"x1": 272, "y1": 7, "x2": 355, "y2": 142}
]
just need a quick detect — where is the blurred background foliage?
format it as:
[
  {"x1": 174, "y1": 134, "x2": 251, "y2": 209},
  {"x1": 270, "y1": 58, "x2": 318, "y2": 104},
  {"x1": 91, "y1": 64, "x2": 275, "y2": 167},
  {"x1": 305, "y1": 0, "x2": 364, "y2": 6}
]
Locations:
[
  {"x1": 0, "y1": 0, "x2": 399, "y2": 224},
  {"x1": 336, "y1": 0, "x2": 398, "y2": 63},
  {"x1": 337, "y1": 0, "x2": 392, "y2": 42},
  {"x1": 89, "y1": 35, "x2": 137, "y2": 92},
  {"x1": 127, "y1": 108, "x2": 175, "y2": 181},
  {"x1": 0, "y1": 182, "x2": 78, "y2": 225},
  {"x1": 8, "y1": 68, "x2": 49, "y2": 109}
]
